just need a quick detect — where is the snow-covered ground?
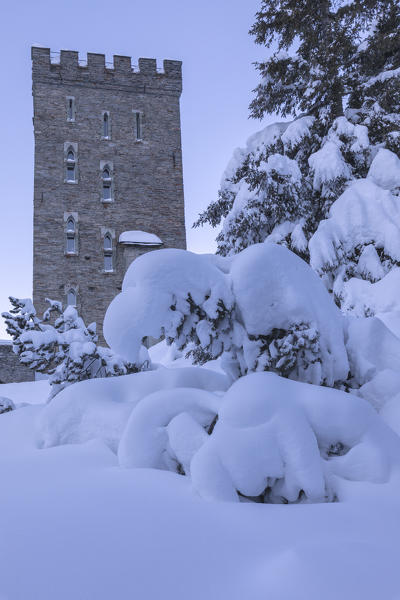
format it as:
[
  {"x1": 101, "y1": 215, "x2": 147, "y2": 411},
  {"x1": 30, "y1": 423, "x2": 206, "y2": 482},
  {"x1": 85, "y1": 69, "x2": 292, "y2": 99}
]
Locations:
[
  {"x1": 0, "y1": 363, "x2": 400, "y2": 600},
  {"x1": 0, "y1": 379, "x2": 50, "y2": 407}
]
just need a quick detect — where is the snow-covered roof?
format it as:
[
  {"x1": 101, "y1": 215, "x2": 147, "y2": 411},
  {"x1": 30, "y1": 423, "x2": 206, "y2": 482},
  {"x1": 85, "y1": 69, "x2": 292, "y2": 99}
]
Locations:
[{"x1": 119, "y1": 231, "x2": 163, "y2": 246}]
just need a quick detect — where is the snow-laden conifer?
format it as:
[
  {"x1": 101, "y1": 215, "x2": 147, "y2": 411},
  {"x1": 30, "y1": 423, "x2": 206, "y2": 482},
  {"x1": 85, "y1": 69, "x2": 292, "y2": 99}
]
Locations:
[
  {"x1": 2, "y1": 297, "x2": 145, "y2": 398},
  {"x1": 104, "y1": 246, "x2": 349, "y2": 388},
  {"x1": 195, "y1": 0, "x2": 400, "y2": 320}
]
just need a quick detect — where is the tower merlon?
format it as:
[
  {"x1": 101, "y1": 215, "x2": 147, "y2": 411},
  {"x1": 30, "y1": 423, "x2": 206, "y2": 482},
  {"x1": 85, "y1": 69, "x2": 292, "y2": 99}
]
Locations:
[
  {"x1": 61, "y1": 49, "x2": 79, "y2": 69},
  {"x1": 31, "y1": 47, "x2": 182, "y2": 80}
]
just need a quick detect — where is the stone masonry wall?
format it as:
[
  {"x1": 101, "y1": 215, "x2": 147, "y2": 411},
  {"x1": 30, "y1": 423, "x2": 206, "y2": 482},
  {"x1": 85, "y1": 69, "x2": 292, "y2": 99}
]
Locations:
[
  {"x1": 32, "y1": 48, "x2": 186, "y2": 343},
  {"x1": 0, "y1": 343, "x2": 35, "y2": 384}
]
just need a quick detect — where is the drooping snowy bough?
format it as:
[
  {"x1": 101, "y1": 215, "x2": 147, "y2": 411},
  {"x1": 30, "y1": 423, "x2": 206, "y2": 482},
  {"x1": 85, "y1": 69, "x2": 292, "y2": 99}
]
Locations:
[{"x1": 104, "y1": 244, "x2": 349, "y2": 386}]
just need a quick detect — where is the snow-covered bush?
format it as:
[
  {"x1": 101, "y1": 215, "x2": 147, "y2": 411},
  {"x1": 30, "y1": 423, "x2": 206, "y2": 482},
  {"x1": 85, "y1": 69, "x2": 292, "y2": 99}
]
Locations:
[
  {"x1": 104, "y1": 244, "x2": 349, "y2": 387},
  {"x1": 345, "y1": 317, "x2": 400, "y2": 388},
  {"x1": 113, "y1": 370, "x2": 400, "y2": 504},
  {"x1": 2, "y1": 296, "x2": 143, "y2": 399},
  {"x1": 190, "y1": 372, "x2": 400, "y2": 503},
  {"x1": 0, "y1": 397, "x2": 14, "y2": 414},
  {"x1": 104, "y1": 248, "x2": 235, "y2": 366}
]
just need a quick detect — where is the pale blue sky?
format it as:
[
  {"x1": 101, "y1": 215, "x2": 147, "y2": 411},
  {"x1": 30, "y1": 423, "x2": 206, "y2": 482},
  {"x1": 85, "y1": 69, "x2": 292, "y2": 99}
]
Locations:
[{"x1": 0, "y1": 0, "x2": 272, "y2": 337}]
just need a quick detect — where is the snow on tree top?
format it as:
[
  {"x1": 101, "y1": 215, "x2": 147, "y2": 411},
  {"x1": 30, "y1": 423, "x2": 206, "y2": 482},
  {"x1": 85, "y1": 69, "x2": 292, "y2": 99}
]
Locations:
[{"x1": 119, "y1": 231, "x2": 163, "y2": 246}]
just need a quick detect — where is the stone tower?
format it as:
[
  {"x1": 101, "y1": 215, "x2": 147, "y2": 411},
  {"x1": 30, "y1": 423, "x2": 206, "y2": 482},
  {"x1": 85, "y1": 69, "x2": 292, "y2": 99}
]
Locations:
[{"x1": 31, "y1": 47, "x2": 186, "y2": 341}]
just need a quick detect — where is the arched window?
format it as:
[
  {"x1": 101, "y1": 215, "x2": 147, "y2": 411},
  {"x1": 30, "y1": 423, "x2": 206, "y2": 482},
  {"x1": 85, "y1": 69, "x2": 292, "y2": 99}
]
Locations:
[
  {"x1": 65, "y1": 217, "x2": 76, "y2": 253},
  {"x1": 67, "y1": 289, "x2": 77, "y2": 306},
  {"x1": 104, "y1": 234, "x2": 113, "y2": 271},
  {"x1": 66, "y1": 148, "x2": 76, "y2": 182},
  {"x1": 102, "y1": 166, "x2": 112, "y2": 201},
  {"x1": 103, "y1": 112, "x2": 109, "y2": 138}
]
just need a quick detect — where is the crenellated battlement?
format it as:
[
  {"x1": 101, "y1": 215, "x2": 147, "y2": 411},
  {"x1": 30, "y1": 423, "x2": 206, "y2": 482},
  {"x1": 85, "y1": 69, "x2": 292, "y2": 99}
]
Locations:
[{"x1": 31, "y1": 47, "x2": 182, "y2": 88}]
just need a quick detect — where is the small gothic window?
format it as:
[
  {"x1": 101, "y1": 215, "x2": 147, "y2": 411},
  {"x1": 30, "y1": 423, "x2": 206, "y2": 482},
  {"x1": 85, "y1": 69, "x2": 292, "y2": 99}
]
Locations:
[
  {"x1": 104, "y1": 234, "x2": 113, "y2": 271},
  {"x1": 66, "y1": 217, "x2": 76, "y2": 253},
  {"x1": 103, "y1": 113, "x2": 109, "y2": 138},
  {"x1": 66, "y1": 148, "x2": 76, "y2": 182},
  {"x1": 67, "y1": 289, "x2": 77, "y2": 306},
  {"x1": 102, "y1": 166, "x2": 112, "y2": 201}
]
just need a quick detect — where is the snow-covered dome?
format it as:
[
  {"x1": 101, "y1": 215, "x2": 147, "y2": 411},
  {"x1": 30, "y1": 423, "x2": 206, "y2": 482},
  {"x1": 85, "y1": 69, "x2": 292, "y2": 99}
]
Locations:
[{"x1": 119, "y1": 231, "x2": 163, "y2": 246}]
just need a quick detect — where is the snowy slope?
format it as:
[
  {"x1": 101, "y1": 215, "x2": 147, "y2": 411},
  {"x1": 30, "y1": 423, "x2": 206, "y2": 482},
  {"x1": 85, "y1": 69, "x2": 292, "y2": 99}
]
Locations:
[{"x1": 0, "y1": 403, "x2": 399, "y2": 600}]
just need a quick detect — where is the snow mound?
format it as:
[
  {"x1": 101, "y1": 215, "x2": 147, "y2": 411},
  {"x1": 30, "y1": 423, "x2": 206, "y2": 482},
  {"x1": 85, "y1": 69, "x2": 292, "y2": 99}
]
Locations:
[
  {"x1": 191, "y1": 372, "x2": 400, "y2": 503},
  {"x1": 339, "y1": 268, "x2": 400, "y2": 316},
  {"x1": 118, "y1": 387, "x2": 220, "y2": 471},
  {"x1": 368, "y1": 148, "x2": 400, "y2": 191},
  {"x1": 380, "y1": 394, "x2": 400, "y2": 437},
  {"x1": 345, "y1": 317, "x2": 400, "y2": 386},
  {"x1": 359, "y1": 369, "x2": 400, "y2": 412},
  {"x1": 0, "y1": 380, "x2": 50, "y2": 407},
  {"x1": 0, "y1": 396, "x2": 15, "y2": 413},
  {"x1": 37, "y1": 366, "x2": 229, "y2": 452}
]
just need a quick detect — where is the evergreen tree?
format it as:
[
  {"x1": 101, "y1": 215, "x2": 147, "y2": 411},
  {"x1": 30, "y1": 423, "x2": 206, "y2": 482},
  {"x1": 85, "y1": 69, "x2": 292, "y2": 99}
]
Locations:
[
  {"x1": 248, "y1": 0, "x2": 359, "y2": 124},
  {"x1": 2, "y1": 297, "x2": 145, "y2": 398},
  {"x1": 349, "y1": 0, "x2": 400, "y2": 155},
  {"x1": 195, "y1": 0, "x2": 400, "y2": 270}
]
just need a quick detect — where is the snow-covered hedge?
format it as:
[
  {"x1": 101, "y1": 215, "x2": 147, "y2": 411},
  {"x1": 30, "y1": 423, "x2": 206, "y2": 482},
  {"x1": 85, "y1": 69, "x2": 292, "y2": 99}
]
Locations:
[{"x1": 104, "y1": 244, "x2": 349, "y2": 387}]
